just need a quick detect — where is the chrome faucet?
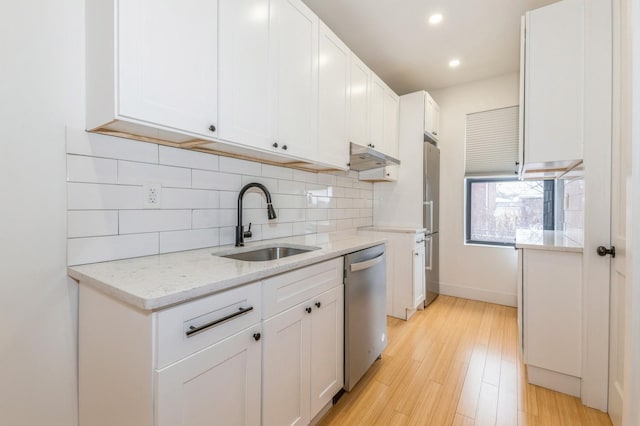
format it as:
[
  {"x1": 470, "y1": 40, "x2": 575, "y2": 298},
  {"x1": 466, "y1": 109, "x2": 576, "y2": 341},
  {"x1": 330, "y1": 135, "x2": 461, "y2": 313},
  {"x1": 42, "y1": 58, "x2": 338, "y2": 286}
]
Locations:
[{"x1": 236, "y1": 182, "x2": 277, "y2": 247}]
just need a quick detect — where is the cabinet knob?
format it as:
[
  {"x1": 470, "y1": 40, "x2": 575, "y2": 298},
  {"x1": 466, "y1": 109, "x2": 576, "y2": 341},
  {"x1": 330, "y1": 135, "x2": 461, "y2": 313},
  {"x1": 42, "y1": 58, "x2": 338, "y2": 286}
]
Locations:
[
  {"x1": 272, "y1": 142, "x2": 278, "y2": 148},
  {"x1": 282, "y1": 145, "x2": 288, "y2": 151},
  {"x1": 415, "y1": 253, "x2": 419, "y2": 256},
  {"x1": 209, "y1": 125, "x2": 216, "y2": 132},
  {"x1": 253, "y1": 333, "x2": 261, "y2": 341},
  {"x1": 597, "y1": 245, "x2": 616, "y2": 258},
  {"x1": 433, "y1": 132, "x2": 438, "y2": 136},
  {"x1": 305, "y1": 306, "x2": 312, "y2": 314},
  {"x1": 315, "y1": 302, "x2": 321, "y2": 308}
]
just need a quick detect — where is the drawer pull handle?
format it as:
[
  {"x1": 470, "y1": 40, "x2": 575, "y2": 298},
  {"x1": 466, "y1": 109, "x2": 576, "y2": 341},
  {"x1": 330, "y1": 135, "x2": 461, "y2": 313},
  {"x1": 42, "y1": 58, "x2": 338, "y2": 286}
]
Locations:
[{"x1": 185, "y1": 306, "x2": 254, "y2": 338}]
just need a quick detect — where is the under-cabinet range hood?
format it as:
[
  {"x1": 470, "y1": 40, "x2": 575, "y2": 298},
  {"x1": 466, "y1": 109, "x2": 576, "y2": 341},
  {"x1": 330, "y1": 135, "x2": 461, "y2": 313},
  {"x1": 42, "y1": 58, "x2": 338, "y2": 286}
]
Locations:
[{"x1": 349, "y1": 143, "x2": 401, "y2": 171}]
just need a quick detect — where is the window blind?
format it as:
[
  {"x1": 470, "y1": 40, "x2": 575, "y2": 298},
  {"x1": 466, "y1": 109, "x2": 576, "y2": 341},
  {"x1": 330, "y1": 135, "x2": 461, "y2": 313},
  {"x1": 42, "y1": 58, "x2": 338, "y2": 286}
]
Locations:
[{"x1": 465, "y1": 105, "x2": 519, "y2": 176}]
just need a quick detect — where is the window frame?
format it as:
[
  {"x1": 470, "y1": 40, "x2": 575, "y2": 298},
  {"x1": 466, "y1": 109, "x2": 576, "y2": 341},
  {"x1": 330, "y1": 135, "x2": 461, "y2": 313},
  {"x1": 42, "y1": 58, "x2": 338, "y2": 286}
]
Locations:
[{"x1": 465, "y1": 177, "x2": 554, "y2": 247}]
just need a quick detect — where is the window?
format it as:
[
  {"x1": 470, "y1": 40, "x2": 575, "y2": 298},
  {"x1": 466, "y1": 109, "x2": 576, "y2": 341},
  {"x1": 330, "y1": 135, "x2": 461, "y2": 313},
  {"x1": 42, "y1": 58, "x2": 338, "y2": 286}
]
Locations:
[{"x1": 465, "y1": 178, "x2": 554, "y2": 246}]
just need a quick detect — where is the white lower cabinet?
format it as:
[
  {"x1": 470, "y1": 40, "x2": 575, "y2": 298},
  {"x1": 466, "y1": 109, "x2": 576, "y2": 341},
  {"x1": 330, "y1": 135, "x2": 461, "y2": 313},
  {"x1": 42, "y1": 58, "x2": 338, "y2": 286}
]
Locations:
[
  {"x1": 412, "y1": 242, "x2": 426, "y2": 309},
  {"x1": 79, "y1": 258, "x2": 345, "y2": 426},
  {"x1": 155, "y1": 326, "x2": 262, "y2": 426},
  {"x1": 359, "y1": 229, "x2": 425, "y2": 320},
  {"x1": 262, "y1": 258, "x2": 344, "y2": 426},
  {"x1": 521, "y1": 248, "x2": 582, "y2": 397}
]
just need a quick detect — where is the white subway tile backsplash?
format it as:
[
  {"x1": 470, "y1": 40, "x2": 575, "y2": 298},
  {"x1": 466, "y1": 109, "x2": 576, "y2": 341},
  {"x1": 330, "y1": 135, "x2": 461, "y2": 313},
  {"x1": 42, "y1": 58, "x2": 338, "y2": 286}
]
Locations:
[
  {"x1": 240, "y1": 175, "x2": 279, "y2": 191},
  {"x1": 119, "y1": 210, "x2": 191, "y2": 234},
  {"x1": 293, "y1": 170, "x2": 317, "y2": 184},
  {"x1": 218, "y1": 209, "x2": 237, "y2": 227},
  {"x1": 219, "y1": 157, "x2": 261, "y2": 176},
  {"x1": 67, "y1": 133, "x2": 372, "y2": 265},
  {"x1": 68, "y1": 233, "x2": 159, "y2": 266},
  {"x1": 278, "y1": 180, "x2": 306, "y2": 195},
  {"x1": 68, "y1": 211, "x2": 118, "y2": 238},
  {"x1": 159, "y1": 146, "x2": 219, "y2": 171},
  {"x1": 262, "y1": 223, "x2": 293, "y2": 240},
  {"x1": 67, "y1": 155, "x2": 118, "y2": 184},
  {"x1": 306, "y1": 209, "x2": 328, "y2": 221},
  {"x1": 192, "y1": 170, "x2": 242, "y2": 191},
  {"x1": 316, "y1": 173, "x2": 337, "y2": 186},
  {"x1": 68, "y1": 183, "x2": 143, "y2": 210},
  {"x1": 66, "y1": 128, "x2": 158, "y2": 164},
  {"x1": 336, "y1": 176, "x2": 353, "y2": 188},
  {"x1": 273, "y1": 194, "x2": 307, "y2": 209},
  {"x1": 160, "y1": 229, "x2": 220, "y2": 254},
  {"x1": 192, "y1": 210, "x2": 220, "y2": 229},
  {"x1": 262, "y1": 164, "x2": 293, "y2": 180},
  {"x1": 277, "y1": 209, "x2": 306, "y2": 223},
  {"x1": 337, "y1": 198, "x2": 354, "y2": 209},
  {"x1": 162, "y1": 188, "x2": 219, "y2": 209},
  {"x1": 118, "y1": 161, "x2": 191, "y2": 188}
]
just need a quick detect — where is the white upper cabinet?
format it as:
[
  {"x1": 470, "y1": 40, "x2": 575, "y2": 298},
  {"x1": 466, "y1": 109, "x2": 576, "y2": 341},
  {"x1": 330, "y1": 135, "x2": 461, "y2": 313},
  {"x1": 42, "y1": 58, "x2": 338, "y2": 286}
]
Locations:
[
  {"x1": 316, "y1": 22, "x2": 351, "y2": 170},
  {"x1": 87, "y1": 0, "x2": 219, "y2": 141},
  {"x1": 271, "y1": 0, "x2": 319, "y2": 160},
  {"x1": 369, "y1": 75, "x2": 386, "y2": 151},
  {"x1": 424, "y1": 92, "x2": 440, "y2": 143},
  {"x1": 383, "y1": 89, "x2": 400, "y2": 157},
  {"x1": 349, "y1": 54, "x2": 371, "y2": 147},
  {"x1": 523, "y1": 0, "x2": 584, "y2": 169},
  {"x1": 217, "y1": 0, "x2": 275, "y2": 150}
]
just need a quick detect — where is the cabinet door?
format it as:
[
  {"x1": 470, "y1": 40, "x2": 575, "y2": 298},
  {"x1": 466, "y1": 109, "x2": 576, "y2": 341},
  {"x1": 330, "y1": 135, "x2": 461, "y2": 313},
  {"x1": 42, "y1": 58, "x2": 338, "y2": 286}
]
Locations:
[
  {"x1": 271, "y1": 0, "x2": 318, "y2": 160},
  {"x1": 369, "y1": 75, "x2": 385, "y2": 150},
  {"x1": 524, "y1": 0, "x2": 584, "y2": 164},
  {"x1": 263, "y1": 302, "x2": 311, "y2": 426},
  {"x1": 349, "y1": 54, "x2": 370, "y2": 146},
  {"x1": 155, "y1": 325, "x2": 261, "y2": 426},
  {"x1": 217, "y1": 0, "x2": 275, "y2": 149},
  {"x1": 412, "y1": 244, "x2": 426, "y2": 308},
  {"x1": 317, "y1": 22, "x2": 350, "y2": 169},
  {"x1": 383, "y1": 89, "x2": 400, "y2": 157},
  {"x1": 310, "y1": 285, "x2": 344, "y2": 417},
  {"x1": 118, "y1": 0, "x2": 218, "y2": 138}
]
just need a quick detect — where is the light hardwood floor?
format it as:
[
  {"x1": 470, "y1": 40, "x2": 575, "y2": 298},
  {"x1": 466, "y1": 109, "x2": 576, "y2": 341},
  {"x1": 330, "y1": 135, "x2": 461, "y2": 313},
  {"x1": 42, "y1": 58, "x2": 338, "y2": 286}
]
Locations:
[{"x1": 319, "y1": 295, "x2": 611, "y2": 426}]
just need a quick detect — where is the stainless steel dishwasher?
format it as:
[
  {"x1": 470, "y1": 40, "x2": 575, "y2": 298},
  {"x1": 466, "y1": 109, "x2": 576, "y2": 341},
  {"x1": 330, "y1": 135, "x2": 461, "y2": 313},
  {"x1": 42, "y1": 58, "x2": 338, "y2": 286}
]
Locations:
[{"x1": 343, "y1": 244, "x2": 387, "y2": 391}]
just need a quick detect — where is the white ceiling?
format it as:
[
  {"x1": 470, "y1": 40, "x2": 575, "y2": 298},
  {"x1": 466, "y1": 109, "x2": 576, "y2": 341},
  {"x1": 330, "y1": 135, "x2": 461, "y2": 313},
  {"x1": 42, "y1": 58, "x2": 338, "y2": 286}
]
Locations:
[{"x1": 302, "y1": 0, "x2": 560, "y2": 94}]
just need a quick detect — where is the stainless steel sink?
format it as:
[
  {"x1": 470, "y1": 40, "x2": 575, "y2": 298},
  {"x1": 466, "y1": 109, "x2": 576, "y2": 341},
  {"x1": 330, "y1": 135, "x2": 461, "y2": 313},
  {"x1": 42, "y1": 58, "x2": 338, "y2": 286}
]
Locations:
[{"x1": 215, "y1": 244, "x2": 321, "y2": 262}]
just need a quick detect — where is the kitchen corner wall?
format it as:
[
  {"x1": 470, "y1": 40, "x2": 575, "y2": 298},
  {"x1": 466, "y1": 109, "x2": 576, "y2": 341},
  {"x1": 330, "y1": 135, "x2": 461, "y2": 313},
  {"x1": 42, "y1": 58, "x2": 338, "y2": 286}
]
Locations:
[
  {"x1": 66, "y1": 130, "x2": 373, "y2": 266},
  {"x1": 562, "y1": 178, "x2": 585, "y2": 245},
  {"x1": 431, "y1": 72, "x2": 521, "y2": 307}
]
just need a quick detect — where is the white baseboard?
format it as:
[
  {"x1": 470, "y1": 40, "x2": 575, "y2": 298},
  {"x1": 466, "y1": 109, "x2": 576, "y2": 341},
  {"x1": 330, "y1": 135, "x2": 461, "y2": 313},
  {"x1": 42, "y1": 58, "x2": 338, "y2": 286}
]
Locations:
[
  {"x1": 439, "y1": 282, "x2": 517, "y2": 307},
  {"x1": 527, "y1": 365, "x2": 581, "y2": 398}
]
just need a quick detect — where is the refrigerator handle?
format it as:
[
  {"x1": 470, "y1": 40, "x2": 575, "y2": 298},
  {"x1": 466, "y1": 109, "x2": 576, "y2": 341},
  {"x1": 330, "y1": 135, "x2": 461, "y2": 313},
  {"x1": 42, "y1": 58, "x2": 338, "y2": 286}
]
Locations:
[
  {"x1": 423, "y1": 200, "x2": 434, "y2": 234},
  {"x1": 425, "y1": 236, "x2": 433, "y2": 271}
]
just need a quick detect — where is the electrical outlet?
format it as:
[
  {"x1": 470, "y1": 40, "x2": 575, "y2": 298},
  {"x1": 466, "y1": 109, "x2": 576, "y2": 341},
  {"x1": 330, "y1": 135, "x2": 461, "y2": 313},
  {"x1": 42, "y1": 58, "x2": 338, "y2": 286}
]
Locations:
[{"x1": 143, "y1": 183, "x2": 162, "y2": 208}]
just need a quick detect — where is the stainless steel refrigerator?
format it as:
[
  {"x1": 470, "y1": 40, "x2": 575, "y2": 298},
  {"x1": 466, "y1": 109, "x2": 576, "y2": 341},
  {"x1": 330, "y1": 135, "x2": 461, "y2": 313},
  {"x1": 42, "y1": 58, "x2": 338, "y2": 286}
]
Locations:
[{"x1": 424, "y1": 141, "x2": 440, "y2": 306}]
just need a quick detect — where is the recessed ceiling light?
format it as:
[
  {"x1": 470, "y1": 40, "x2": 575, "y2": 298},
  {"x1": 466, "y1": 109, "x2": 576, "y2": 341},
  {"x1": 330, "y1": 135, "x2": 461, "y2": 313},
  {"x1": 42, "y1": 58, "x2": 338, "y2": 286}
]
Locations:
[
  {"x1": 449, "y1": 58, "x2": 461, "y2": 68},
  {"x1": 428, "y1": 13, "x2": 443, "y2": 25}
]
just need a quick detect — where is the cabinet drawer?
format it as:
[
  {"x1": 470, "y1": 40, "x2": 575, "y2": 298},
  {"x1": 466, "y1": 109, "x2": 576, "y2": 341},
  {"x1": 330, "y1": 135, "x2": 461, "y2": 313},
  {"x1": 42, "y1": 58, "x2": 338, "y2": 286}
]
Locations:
[
  {"x1": 156, "y1": 282, "x2": 261, "y2": 368},
  {"x1": 263, "y1": 258, "x2": 344, "y2": 319}
]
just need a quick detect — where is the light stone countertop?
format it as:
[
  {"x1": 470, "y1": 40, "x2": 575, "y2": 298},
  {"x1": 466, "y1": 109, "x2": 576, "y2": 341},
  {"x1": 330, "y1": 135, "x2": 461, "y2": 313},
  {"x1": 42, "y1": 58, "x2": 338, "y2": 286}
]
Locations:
[
  {"x1": 359, "y1": 226, "x2": 426, "y2": 234},
  {"x1": 68, "y1": 231, "x2": 386, "y2": 311},
  {"x1": 515, "y1": 229, "x2": 583, "y2": 253}
]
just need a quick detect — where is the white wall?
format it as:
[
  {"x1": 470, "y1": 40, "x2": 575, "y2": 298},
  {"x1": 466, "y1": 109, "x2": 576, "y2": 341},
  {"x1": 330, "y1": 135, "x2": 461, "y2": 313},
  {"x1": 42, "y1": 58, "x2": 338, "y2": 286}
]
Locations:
[
  {"x1": 66, "y1": 130, "x2": 373, "y2": 266},
  {"x1": 431, "y1": 73, "x2": 521, "y2": 306},
  {"x1": 0, "y1": 1, "x2": 84, "y2": 425}
]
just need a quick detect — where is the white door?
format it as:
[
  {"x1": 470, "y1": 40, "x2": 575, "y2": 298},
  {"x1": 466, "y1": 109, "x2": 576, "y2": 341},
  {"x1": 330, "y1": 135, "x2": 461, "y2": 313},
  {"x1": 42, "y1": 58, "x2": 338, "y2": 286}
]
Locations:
[
  {"x1": 317, "y1": 22, "x2": 350, "y2": 169},
  {"x1": 155, "y1": 326, "x2": 261, "y2": 426},
  {"x1": 369, "y1": 75, "x2": 385, "y2": 151},
  {"x1": 309, "y1": 286, "x2": 344, "y2": 417},
  {"x1": 349, "y1": 54, "x2": 370, "y2": 146},
  {"x1": 217, "y1": 0, "x2": 275, "y2": 150},
  {"x1": 271, "y1": 0, "x2": 318, "y2": 160},
  {"x1": 263, "y1": 302, "x2": 311, "y2": 426},
  {"x1": 608, "y1": 0, "x2": 633, "y2": 422},
  {"x1": 412, "y1": 243, "x2": 425, "y2": 308},
  {"x1": 118, "y1": 0, "x2": 218, "y2": 138},
  {"x1": 382, "y1": 89, "x2": 399, "y2": 157}
]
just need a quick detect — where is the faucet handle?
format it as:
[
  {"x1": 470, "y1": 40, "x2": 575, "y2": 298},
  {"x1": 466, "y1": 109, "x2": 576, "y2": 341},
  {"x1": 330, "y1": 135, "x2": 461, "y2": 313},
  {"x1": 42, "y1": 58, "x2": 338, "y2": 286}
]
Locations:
[{"x1": 243, "y1": 222, "x2": 252, "y2": 238}]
